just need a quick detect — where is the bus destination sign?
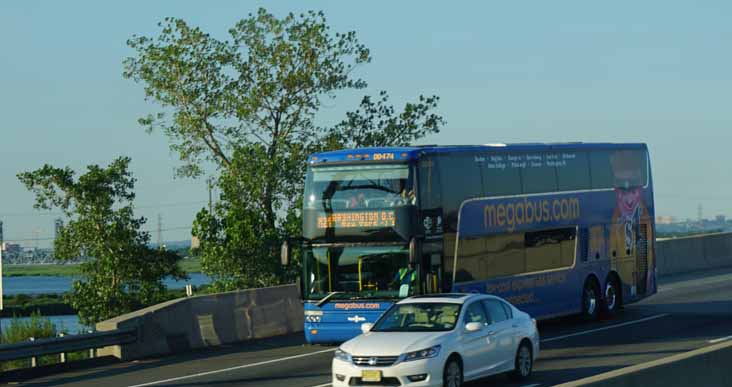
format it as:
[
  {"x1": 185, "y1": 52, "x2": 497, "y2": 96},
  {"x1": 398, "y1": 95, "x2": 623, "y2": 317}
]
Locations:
[{"x1": 317, "y1": 211, "x2": 396, "y2": 229}]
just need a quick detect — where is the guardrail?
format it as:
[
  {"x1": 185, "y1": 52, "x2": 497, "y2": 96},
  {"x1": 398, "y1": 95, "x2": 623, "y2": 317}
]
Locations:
[{"x1": 0, "y1": 328, "x2": 137, "y2": 367}]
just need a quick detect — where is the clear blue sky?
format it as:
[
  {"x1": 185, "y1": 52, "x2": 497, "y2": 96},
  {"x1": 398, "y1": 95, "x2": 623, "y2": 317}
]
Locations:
[{"x1": 2, "y1": 1, "x2": 731, "y2": 247}]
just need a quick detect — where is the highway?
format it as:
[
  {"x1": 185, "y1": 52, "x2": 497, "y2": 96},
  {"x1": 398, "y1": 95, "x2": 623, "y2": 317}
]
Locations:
[{"x1": 10, "y1": 268, "x2": 732, "y2": 387}]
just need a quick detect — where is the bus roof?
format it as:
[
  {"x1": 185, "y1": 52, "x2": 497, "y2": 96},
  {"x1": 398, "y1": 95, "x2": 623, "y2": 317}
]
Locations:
[{"x1": 307, "y1": 143, "x2": 648, "y2": 164}]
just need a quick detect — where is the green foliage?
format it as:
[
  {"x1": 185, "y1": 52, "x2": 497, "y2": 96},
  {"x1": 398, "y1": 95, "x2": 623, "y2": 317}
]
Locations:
[
  {"x1": 1, "y1": 312, "x2": 57, "y2": 370},
  {"x1": 17, "y1": 157, "x2": 187, "y2": 325},
  {"x1": 126, "y1": 8, "x2": 445, "y2": 291}
]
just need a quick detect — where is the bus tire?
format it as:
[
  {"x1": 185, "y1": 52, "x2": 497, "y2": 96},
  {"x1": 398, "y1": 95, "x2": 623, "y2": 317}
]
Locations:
[
  {"x1": 581, "y1": 277, "x2": 600, "y2": 321},
  {"x1": 601, "y1": 275, "x2": 621, "y2": 317}
]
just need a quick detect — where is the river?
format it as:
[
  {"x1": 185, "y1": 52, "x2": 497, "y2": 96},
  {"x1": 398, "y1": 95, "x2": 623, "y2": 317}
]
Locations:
[
  {"x1": 2, "y1": 273, "x2": 212, "y2": 295},
  {"x1": 1, "y1": 273, "x2": 212, "y2": 335}
]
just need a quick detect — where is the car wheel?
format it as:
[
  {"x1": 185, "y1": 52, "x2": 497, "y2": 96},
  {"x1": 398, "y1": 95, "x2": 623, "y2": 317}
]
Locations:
[
  {"x1": 443, "y1": 357, "x2": 463, "y2": 387},
  {"x1": 581, "y1": 278, "x2": 600, "y2": 321},
  {"x1": 601, "y1": 277, "x2": 621, "y2": 317},
  {"x1": 510, "y1": 341, "x2": 533, "y2": 380}
]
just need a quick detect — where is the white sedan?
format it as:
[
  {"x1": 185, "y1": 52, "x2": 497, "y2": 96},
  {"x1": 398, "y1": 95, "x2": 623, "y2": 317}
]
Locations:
[{"x1": 332, "y1": 293, "x2": 539, "y2": 387}]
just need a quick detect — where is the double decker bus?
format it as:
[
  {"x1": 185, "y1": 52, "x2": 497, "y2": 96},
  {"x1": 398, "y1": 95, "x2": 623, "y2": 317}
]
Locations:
[{"x1": 281, "y1": 143, "x2": 656, "y2": 344}]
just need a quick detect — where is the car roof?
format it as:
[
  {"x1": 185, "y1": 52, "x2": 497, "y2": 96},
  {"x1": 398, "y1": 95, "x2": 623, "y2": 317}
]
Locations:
[{"x1": 398, "y1": 293, "x2": 503, "y2": 305}]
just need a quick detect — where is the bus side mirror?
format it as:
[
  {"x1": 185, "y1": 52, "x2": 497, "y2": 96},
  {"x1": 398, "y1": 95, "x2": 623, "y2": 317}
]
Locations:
[
  {"x1": 281, "y1": 240, "x2": 291, "y2": 266},
  {"x1": 408, "y1": 238, "x2": 417, "y2": 266}
]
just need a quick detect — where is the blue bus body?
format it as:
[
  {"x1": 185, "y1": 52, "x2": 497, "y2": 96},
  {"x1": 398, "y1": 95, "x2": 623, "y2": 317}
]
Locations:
[{"x1": 299, "y1": 143, "x2": 656, "y2": 343}]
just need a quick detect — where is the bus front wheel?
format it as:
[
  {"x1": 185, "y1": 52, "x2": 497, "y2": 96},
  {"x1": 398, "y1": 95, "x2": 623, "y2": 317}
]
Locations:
[{"x1": 581, "y1": 278, "x2": 600, "y2": 321}]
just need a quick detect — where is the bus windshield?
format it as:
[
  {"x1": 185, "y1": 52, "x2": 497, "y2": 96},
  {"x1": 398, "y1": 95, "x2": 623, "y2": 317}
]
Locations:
[
  {"x1": 304, "y1": 164, "x2": 414, "y2": 210},
  {"x1": 304, "y1": 245, "x2": 412, "y2": 300}
]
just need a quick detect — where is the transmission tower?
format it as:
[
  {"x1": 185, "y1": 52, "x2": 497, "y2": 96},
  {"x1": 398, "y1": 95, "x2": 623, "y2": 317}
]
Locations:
[{"x1": 157, "y1": 213, "x2": 163, "y2": 248}]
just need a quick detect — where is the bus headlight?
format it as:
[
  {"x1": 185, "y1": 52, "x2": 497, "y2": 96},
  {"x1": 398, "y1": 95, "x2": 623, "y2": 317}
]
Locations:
[{"x1": 305, "y1": 310, "x2": 323, "y2": 323}]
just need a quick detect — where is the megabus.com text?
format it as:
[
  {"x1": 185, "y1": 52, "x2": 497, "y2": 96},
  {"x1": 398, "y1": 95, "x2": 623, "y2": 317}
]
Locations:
[{"x1": 484, "y1": 197, "x2": 581, "y2": 232}]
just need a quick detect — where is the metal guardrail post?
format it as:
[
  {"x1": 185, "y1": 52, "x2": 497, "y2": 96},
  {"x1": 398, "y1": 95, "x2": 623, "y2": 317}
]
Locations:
[
  {"x1": 88, "y1": 330, "x2": 95, "y2": 359},
  {"x1": 58, "y1": 333, "x2": 66, "y2": 363},
  {"x1": 29, "y1": 337, "x2": 36, "y2": 367}
]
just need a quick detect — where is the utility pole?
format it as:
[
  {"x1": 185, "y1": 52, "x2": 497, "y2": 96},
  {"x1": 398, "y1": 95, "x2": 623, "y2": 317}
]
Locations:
[
  {"x1": 207, "y1": 177, "x2": 213, "y2": 214},
  {"x1": 157, "y1": 213, "x2": 163, "y2": 248},
  {"x1": 697, "y1": 203, "x2": 703, "y2": 223}
]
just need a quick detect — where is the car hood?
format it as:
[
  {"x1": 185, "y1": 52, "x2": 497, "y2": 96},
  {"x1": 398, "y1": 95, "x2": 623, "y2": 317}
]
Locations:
[{"x1": 340, "y1": 331, "x2": 451, "y2": 356}]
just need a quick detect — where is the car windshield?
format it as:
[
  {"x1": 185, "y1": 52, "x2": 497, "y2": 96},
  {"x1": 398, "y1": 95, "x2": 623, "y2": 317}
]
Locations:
[{"x1": 371, "y1": 303, "x2": 461, "y2": 332}]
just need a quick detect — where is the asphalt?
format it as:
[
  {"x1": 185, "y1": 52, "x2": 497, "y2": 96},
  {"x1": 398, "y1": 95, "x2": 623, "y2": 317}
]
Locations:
[{"x1": 8, "y1": 267, "x2": 732, "y2": 387}]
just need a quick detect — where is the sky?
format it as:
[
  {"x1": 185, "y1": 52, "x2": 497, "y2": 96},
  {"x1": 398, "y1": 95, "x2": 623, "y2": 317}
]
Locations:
[{"x1": 1, "y1": 1, "x2": 731, "y2": 247}]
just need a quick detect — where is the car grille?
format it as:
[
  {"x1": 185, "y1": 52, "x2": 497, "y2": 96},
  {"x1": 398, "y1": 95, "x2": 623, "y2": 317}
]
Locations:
[
  {"x1": 351, "y1": 355, "x2": 400, "y2": 367},
  {"x1": 349, "y1": 377, "x2": 402, "y2": 386}
]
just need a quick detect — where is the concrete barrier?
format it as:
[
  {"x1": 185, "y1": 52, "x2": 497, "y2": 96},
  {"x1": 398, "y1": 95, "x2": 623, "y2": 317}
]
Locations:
[
  {"x1": 555, "y1": 339, "x2": 732, "y2": 387},
  {"x1": 96, "y1": 284, "x2": 303, "y2": 360},
  {"x1": 656, "y1": 232, "x2": 732, "y2": 276}
]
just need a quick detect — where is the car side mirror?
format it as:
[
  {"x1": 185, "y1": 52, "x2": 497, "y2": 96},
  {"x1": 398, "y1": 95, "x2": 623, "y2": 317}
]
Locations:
[
  {"x1": 281, "y1": 240, "x2": 290, "y2": 266},
  {"x1": 361, "y1": 323, "x2": 374, "y2": 334},
  {"x1": 465, "y1": 322, "x2": 482, "y2": 332}
]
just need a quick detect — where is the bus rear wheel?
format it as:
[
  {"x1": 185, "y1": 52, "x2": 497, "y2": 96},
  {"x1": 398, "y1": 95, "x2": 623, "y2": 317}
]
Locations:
[
  {"x1": 601, "y1": 277, "x2": 621, "y2": 317},
  {"x1": 581, "y1": 279, "x2": 600, "y2": 321}
]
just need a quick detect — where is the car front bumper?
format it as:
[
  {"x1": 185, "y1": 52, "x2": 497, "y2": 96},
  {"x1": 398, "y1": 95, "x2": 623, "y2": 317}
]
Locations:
[{"x1": 332, "y1": 357, "x2": 444, "y2": 387}]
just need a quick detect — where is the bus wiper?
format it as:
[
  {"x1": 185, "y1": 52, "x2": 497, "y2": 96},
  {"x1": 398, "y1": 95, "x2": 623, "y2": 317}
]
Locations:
[{"x1": 316, "y1": 291, "x2": 344, "y2": 307}]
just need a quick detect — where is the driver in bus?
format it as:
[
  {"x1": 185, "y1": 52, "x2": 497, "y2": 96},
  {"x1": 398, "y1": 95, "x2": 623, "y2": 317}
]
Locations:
[
  {"x1": 348, "y1": 192, "x2": 367, "y2": 208},
  {"x1": 392, "y1": 262, "x2": 417, "y2": 291}
]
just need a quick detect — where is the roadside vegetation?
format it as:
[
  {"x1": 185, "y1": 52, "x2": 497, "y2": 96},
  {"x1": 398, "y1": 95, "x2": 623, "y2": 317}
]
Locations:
[{"x1": 0, "y1": 312, "x2": 89, "y2": 371}]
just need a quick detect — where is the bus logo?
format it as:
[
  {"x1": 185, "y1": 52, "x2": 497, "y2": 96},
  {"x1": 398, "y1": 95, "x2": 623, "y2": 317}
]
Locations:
[{"x1": 347, "y1": 315, "x2": 366, "y2": 323}]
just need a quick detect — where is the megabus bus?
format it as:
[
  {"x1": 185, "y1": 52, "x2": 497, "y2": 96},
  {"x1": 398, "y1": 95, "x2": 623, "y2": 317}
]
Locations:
[{"x1": 281, "y1": 143, "x2": 656, "y2": 343}]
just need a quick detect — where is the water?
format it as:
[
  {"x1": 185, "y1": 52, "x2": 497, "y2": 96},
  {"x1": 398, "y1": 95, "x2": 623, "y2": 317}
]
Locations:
[
  {"x1": 0, "y1": 274, "x2": 212, "y2": 336},
  {"x1": 2, "y1": 273, "x2": 212, "y2": 295},
  {"x1": 0, "y1": 314, "x2": 88, "y2": 335}
]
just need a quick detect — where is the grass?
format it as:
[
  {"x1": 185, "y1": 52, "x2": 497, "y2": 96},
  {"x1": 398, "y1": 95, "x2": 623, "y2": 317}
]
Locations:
[
  {"x1": 3, "y1": 258, "x2": 203, "y2": 277},
  {"x1": 178, "y1": 257, "x2": 202, "y2": 273},
  {"x1": 3, "y1": 264, "x2": 81, "y2": 277}
]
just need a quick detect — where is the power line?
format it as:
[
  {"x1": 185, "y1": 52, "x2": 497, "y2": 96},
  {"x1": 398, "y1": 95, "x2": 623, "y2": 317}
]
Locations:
[
  {"x1": 3, "y1": 226, "x2": 193, "y2": 244},
  {"x1": 0, "y1": 200, "x2": 209, "y2": 218}
]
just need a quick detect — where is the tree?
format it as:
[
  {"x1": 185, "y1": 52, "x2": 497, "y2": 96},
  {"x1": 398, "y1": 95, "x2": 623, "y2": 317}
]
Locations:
[
  {"x1": 17, "y1": 157, "x2": 186, "y2": 325},
  {"x1": 125, "y1": 9, "x2": 445, "y2": 290}
]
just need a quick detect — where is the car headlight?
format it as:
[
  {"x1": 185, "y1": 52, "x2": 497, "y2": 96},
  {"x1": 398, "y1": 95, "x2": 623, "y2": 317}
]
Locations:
[
  {"x1": 334, "y1": 348, "x2": 352, "y2": 363},
  {"x1": 401, "y1": 345, "x2": 441, "y2": 362}
]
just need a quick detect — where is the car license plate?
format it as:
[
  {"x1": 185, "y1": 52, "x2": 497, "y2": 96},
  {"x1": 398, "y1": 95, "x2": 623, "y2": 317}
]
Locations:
[{"x1": 361, "y1": 370, "x2": 382, "y2": 382}]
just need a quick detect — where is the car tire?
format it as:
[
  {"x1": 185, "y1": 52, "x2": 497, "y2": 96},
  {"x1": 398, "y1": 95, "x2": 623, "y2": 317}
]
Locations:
[
  {"x1": 581, "y1": 278, "x2": 600, "y2": 321},
  {"x1": 601, "y1": 276, "x2": 621, "y2": 317},
  {"x1": 443, "y1": 357, "x2": 463, "y2": 387},
  {"x1": 510, "y1": 340, "x2": 533, "y2": 381}
]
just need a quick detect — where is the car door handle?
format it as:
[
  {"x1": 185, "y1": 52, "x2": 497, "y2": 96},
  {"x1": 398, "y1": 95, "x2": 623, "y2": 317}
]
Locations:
[
  {"x1": 486, "y1": 331, "x2": 496, "y2": 336},
  {"x1": 512, "y1": 324, "x2": 518, "y2": 328}
]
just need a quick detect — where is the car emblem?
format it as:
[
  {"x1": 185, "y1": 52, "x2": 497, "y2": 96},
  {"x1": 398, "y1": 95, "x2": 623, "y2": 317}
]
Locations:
[
  {"x1": 368, "y1": 357, "x2": 377, "y2": 366},
  {"x1": 347, "y1": 315, "x2": 366, "y2": 323}
]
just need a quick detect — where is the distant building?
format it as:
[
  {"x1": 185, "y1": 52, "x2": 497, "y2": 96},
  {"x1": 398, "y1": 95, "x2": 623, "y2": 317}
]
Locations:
[
  {"x1": 656, "y1": 216, "x2": 677, "y2": 225},
  {"x1": 715, "y1": 215, "x2": 726, "y2": 223},
  {"x1": 191, "y1": 235, "x2": 200, "y2": 249},
  {"x1": 1, "y1": 242, "x2": 22, "y2": 256}
]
